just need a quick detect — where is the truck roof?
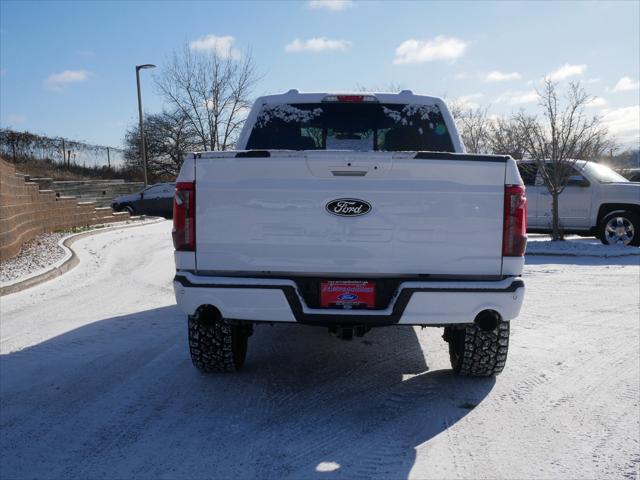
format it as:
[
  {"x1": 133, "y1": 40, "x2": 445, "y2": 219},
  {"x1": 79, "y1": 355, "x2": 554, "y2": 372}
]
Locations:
[
  {"x1": 236, "y1": 89, "x2": 462, "y2": 151},
  {"x1": 253, "y1": 89, "x2": 445, "y2": 106}
]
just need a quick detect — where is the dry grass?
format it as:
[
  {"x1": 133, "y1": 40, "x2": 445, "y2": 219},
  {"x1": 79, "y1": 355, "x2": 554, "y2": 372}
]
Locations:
[
  {"x1": 6, "y1": 157, "x2": 142, "y2": 182},
  {"x1": 13, "y1": 160, "x2": 93, "y2": 180}
]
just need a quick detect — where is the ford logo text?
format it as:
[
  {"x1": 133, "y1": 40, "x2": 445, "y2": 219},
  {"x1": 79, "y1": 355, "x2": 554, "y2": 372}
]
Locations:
[
  {"x1": 338, "y1": 293, "x2": 358, "y2": 301},
  {"x1": 325, "y1": 198, "x2": 372, "y2": 217}
]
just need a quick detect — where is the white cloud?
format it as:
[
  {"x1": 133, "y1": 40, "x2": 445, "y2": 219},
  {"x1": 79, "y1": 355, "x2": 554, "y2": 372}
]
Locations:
[
  {"x1": 45, "y1": 70, "x2": 90, "y2": 90},
  {"x1": 454, "y1": 72, "x2": 467, "y2": 80},
  {"x1": 454, "y1": 93, "x2": 484, "y2": 110},
  {"x1": 393, "y1": 36, "x2": 468, "y2": 64},
  {"x1": 189, "y1": 34, "x2": 239, "y2": 58},
  {"x1": 308, "y1": 0, "x2": 352, "y2": 10},
  {"x1": 612, "y1": 76, "x2": 640, "y2": 92},
  {"x1": 586, "y1": 97, "x2": 607, "y2": 108},
  {"x1": 285, "y1": 37, "x2": 351, "y2": 53},
  {"x1": 496, "y1": 90, "x2": 538, "y2": 105},
  {"x1": 546, "y1": 63, "x2": 587, "y2": 81},
  {"x1": 586, "y1": 78, "x2": 600, "y2": 84},
  {"x1": 601, "y1": 106, "x2": 640, "y2": 144},
  {"x1": 485, "y1": 71, "x2": 521, "y2": 82}
]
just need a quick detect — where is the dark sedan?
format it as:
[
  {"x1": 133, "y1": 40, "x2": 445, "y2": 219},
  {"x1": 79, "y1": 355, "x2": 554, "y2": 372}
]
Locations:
[{"x1": 111, "y1": 182, "x2": 175, "y2": 218}]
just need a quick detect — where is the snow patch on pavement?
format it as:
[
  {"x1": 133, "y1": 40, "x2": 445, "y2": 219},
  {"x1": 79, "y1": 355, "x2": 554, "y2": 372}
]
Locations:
[
  {"x1": 0, "y1": 218, "x2": 166, "y2": 290},
  {"x1": 527, "y1": 234, "x2": 640, "y2": 257}
]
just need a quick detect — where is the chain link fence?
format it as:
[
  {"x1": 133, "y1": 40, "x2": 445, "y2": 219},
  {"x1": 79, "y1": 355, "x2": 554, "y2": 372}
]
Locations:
[{"x1": 0, "y1": 128, "x2": 125, "y2": 169}]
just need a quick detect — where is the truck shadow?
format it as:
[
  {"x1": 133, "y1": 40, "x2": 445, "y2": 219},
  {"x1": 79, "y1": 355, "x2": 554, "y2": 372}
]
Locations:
[{"x1": 1, "y1": 305, "x2": 495, "y2": 479}]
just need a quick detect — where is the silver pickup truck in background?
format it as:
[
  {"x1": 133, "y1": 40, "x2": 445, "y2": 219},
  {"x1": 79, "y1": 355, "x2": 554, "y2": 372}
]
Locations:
[
  {"x1": 172, "y1": 90, "x2": 527, "y2": 376},
  {"x1": 518, "y1": 160, "x2": 640, "y2": 246}
]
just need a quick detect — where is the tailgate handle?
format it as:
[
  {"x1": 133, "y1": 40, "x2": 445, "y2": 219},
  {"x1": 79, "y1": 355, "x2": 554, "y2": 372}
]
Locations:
[{"x1": 331, "y1": 170, "x2": 368, "y2": 177}]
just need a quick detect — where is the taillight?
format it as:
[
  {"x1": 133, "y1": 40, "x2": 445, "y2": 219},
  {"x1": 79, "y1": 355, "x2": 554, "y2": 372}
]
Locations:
[
  {"x1": 503, "y1": 184, "x2": 527, "y2": 257},
  {"x1": 173, "y1": 181, "x2": 195, "y2": 251}
]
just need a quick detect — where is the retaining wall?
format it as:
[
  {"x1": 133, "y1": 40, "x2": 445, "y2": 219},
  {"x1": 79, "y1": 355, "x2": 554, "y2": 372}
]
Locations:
[{"x1": 0, "y1": 158, "x2": 130, "y2": 261}]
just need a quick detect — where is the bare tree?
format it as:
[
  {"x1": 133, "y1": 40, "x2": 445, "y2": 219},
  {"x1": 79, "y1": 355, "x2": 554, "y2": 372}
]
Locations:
[
  {"x1": 517, "y1": 80, "x2": 612, "y2": 240},
  {"x1": 155, "y1": 45, "x2": 259, "y2": 151},
  {"x1": 461, "y1": 107, "x2": 492, "y2": 154},
  {"x1": 354, "y1": 82, "x2": 405, "y2": 93},
  {"x1": 124, "y1": 110, "x2": 200, "y2": 179},
  {"x1": 448, "y1": 103, "x2": 492, "y2": 154},
  {"x1": 488, "y1": 116, "x2": 528, "y2": 160}
]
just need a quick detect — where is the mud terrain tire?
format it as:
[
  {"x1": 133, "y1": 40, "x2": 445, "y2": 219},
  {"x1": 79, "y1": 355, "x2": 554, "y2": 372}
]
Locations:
[
  {"x1": 444, "y1": 321, "x2": 509, "y2": 377},
  {"x1": 188, "y1": 307, "x2": 249, "y2": 373}
]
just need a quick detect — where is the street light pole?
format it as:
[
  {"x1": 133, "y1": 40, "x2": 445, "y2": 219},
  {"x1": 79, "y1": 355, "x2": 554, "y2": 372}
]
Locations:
[{"x1": 135, "y1": 64, "x2": 156, "y2": 187}]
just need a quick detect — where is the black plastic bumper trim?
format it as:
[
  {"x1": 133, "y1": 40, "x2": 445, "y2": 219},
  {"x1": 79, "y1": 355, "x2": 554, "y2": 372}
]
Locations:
[{"x1": 174, "y1": 275, "x2": 524, "y2": 326}]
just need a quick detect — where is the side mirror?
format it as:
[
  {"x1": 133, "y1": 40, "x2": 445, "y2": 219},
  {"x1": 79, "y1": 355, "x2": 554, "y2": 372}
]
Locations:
[{"x1": 567, "y1": 175, "x2": 589, "y2": 187}]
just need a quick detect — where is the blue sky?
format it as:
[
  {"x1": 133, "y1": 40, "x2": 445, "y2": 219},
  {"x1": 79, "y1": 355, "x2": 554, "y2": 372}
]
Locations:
[{"x1": 1, "y1": 0, "x2": 639, "y2": 149}]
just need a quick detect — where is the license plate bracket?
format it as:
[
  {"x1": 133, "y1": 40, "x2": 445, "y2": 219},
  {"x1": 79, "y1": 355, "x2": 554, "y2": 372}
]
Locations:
[{"x1": 320, "y1": 280, "x2": 376, "y2": 309}]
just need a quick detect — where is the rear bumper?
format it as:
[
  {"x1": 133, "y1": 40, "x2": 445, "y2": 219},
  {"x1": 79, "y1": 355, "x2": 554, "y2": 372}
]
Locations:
[{"x1": 173, "y1": 273, "x2": 525, "y2": 326}]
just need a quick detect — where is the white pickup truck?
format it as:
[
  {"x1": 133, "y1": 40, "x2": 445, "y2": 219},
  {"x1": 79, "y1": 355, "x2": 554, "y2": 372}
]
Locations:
[
  {"x1": 517, "y1": 160, "x2": 640, "y2": 246},
  {"x1": 172, "y1": 90, "x2": 527, "y2": 376}
]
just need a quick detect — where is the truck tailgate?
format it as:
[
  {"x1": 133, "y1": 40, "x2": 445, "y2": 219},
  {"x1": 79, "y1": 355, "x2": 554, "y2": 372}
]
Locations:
[{"x1": 195, "y1": 151, "x2": 506, "y2": 276}]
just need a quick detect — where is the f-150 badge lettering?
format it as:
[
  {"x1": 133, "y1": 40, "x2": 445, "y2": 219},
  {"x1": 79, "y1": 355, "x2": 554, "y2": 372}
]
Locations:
[{"x1": 325, "y1": 198, "x2": 372, "y2": 217}]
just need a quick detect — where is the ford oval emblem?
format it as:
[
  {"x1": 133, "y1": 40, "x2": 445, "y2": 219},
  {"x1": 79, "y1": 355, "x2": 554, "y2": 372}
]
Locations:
[
  {"x1": 338, "y1": 293, "x2": 358, "y2": 301},
  {"x1": 325, "y1": 198, "x2": 372, "y2": 217}
]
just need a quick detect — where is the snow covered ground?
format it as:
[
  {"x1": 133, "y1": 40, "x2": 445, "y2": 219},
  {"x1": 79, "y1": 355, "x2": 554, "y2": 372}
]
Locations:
[
  {"x1": 527, "y1": 233, "x2": 640, "y2": 257},
  {"x1": 0, "y1": 232, "x2": 67, "y2": 283},
  {"x1": 1, "y1": 221, "x2": 638, "y2": 479},
  {"x1": 0, "y1": 218, "x2": 162, "y2": 289}
]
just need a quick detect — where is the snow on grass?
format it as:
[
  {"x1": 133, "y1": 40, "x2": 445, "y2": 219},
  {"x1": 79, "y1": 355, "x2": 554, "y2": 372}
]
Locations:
[
  {"x1": 0, "y1": 232, "x2": 67, "y2": 283},
  {"x1": 526, "y1": 234, "x2": 640, "y2": 257}
]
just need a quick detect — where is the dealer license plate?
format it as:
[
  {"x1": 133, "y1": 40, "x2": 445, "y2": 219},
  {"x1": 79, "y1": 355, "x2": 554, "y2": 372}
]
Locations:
[{"x1": 320, "y1": 280, "x2": 376, "y2": 309}]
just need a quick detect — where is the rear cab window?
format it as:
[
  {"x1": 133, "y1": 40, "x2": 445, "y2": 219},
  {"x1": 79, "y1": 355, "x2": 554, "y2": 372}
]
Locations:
[{"x1": 246, "y1": 102, "x2": 455, "y2": 152}]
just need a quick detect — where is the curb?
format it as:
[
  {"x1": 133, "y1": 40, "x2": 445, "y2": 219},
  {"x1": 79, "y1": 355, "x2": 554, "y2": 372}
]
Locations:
[
  {"x1": 526, "y1": 249, "x2": 640, "y2": 258},
  {"x1": 0, "y1": 217, "x2": 167, "y2": 296},
  {"x1": 526, "y1": 252, "x2": 640, "y2": 257},
  {"x1": 525, "y1": 252, "x2": 640, "y2": 260}
]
